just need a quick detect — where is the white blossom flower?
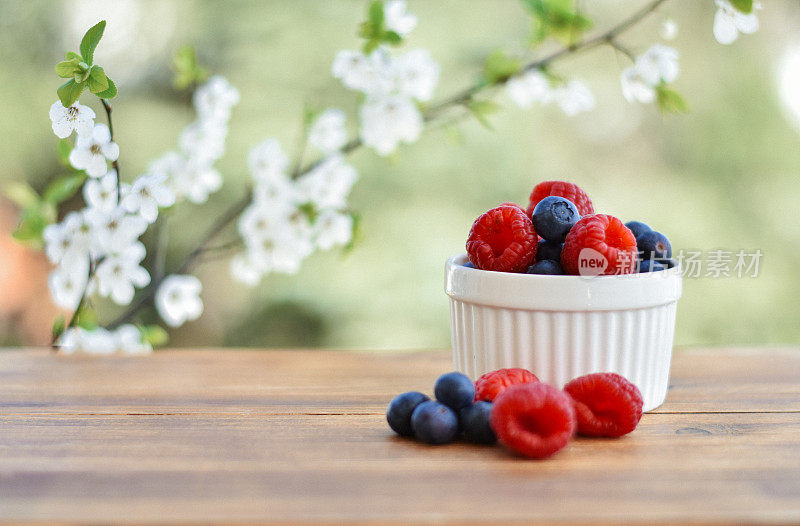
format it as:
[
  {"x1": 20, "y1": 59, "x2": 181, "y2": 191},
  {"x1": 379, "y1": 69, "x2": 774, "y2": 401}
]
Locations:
[
  {"x1": 179, "y1": 120, "x2": 228, "y2": 164},
  {"x1": 80, "y1": 327, "x2": 118, "y2": 355},
  {"x1": 308, "y1": 108, "x2": 348, "y2": 154},
  {"x1": 121, "y1": 173, "x2": 176, "y2": 223},
  {"x1": 238, "y1": 202, "x2": 287, "y2": 242},
  {"x1": 55, "y1": 327, "x2": 82, "y2": 354},
  {"x1": 394, "y1": 49, "x2": 440, "y2": 102},
  {"x1": 48, "y1": 256, "x2": 89, "y2": 310},
  {"x1": 83, "y1": 169, "x2": 119, "y2": 212},
  {"x1": 49, "y1": 101, "x2": 96, "y2": 139},
  {"x1": 155, "y1": 274, "x2": 203, "y2": 328},
  {"x1": 332, "y1": 49, "x2": 395, "y2": 96},
  {"x1": 661, "y1": 18, "x2": 678, "y2": 40},
  {"x1": 620, "y1": 67, "x2": 656, "y2": 103},
  {"x1": 85, "y1": 207, "x2": 147, "y2": 256},
  {"x1": 95, "y1": 241, "x2": 150, "y2": 305},
  {"x1": 193, "y1": 75, "x2": 240, "y2": 121},
  {"x1": 505, "y1": 69, "x2": 552, "y2": 109},
  {"x1": 69, "y1": 123, "x2": 119, "y2": 178},
  {"x1": 43, "y1": 212, "x2": 91, "y2": 264},
  {"x1": 314, "y1": 210, "x2": 354, "y2": 250},
  {"x1": 553, "y1": 80, "x2": 595, "y2": 116},
  {"x1": 360, "y1": 95, "x2": 423, "y2": 155},
  {"x1": 252, "y1": 176, "x2": 300, "y2": 211},
  {"x1": 713, "y1": 0, "x2": 760, "y2": 45},
  {"x1": 384, "y1": 0, "x2": 417, "y2": 36},
  {"x1": 296, "y1": 155, "x2": 357, "y2": 211},
  {"x1": 635, "y1": 45, "x2": 679, "y2": 86},
  {"x1": 247, "y1": 232, "x2": 314, "y2": 276},
  {"x1": 230, "y1": 252, "x2": 262, "y2": 286},
  {"x1": 248, "y1": 138, "x2": 290, "y2": 184},
  {"x1": 115, "y1": 324, "x2": 152, "y2": 354}
]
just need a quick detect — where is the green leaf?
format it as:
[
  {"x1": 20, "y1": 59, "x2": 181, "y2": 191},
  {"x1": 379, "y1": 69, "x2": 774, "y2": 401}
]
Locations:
[
  {"x1": 57, "y1": 79, "x2": 85, "y2": 107},
  {"x1": 466, "y1": 99, "x2": 501, "y2": 129},
  {"x1": 656, "y1": 85, "x2": 689, "y2": 114},
  {"x1": 140, "y1": 325, "x2": 169, "y2": 348},
  {"x1": 382, "y1": 30, "x2": 403, "y2": 46},
  {"x1": 55, "y1": 58, "x2": 81, "y2": 79},
  {"x1": 521, "y1": 0, "x2": 592, "y2": 45},
  {"x1": 342, "y1": 211, "x2": 363, "y2": 254},
  {"x1": 56, "y1": 139, "x2": 73, "y2": 166},
  {"x1": 11, "y1": 206, "x2": 47, "y2": 245},
  {"x1": 94, "y1": 76, "x2": 117, "y2": 99},
  {"x1": 74, "y1": 306, "x2": 98, "y2": 330},
  {"x1": 172, "y1": 45, "x2": 209, "y2": 89},
  {"x1": 729, "y1": 0, "x2": 753, "y2": 13},
  {"x1": 65, "y1": 51, "x2": 82, "y2": 61},
  {"x1": 368, "y1": 1, "x2": 384, "y2": 29},
  {"x1": 43, "y1": 173, "x2": 87, "y2": 204},
  {"x1": 2, "y1": 181, "x2": 40, "y2": 209},
  {"x1": 79, "y1": 20, "x2": 106, "y2": 66},
  {"x1": 483, "y1": 50, "x2": 521, "y2": 85},
  {"x1": 87, "y1": 65, "x2": 109, "y2": 93},
  {"x1": 51, "y1": 315, "x2": 66, "y2": 343}
]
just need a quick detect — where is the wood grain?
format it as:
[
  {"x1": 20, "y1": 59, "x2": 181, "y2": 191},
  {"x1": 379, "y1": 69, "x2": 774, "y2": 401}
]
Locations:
[{"x1": 0, "y1": 347, "x2": 798, "y2": 524}]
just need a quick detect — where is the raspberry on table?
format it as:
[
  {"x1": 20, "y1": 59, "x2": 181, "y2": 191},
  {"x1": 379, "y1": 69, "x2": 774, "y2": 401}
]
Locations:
[
  {"x1": 474, "y1": 367, "x2": 539, "y2": 402},
  {"x1": 490, "y1": 382, "x2": 576, "y2": 459},
  {"x1": 561, "y1": 214, "x2": 638, "y2": 276},
  {"x1": 466, "y1": 206, "x2": 537, "y2": 273},
  {"x1": 525, "y1": 181, "x2": 594, "y2": 218},
  {"x1": 563, "y1": 372, "x2": 643, "y2": 437}
]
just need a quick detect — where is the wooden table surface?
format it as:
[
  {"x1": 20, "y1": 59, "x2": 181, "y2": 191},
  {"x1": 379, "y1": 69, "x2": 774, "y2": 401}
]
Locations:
[{"x1": 0, "y1": 347, "x2": 798, "y2": 524}]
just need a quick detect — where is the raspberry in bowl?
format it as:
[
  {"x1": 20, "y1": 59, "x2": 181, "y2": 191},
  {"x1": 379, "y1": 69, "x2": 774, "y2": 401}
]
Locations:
[{"x1": 445, "y1": 181, "x2": 682, "y2": 412}]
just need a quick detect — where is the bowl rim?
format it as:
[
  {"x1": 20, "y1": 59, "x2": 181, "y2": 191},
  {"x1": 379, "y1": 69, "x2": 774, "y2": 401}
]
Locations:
[{"x1": 445, "y1": 253, "x2": 682, "y2": 311}]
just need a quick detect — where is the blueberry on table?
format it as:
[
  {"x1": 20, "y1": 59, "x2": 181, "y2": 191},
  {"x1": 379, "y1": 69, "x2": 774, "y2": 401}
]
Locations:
[
  {"x1": 624, "y1": 221, "x2": 652, "y2": 240},
  {"x1": 459, "y1": 401, "x2": 497, "y2": 444},
  {"x1": 531, "y1": 196, "x2": 581, "y2": 243},
  {"x1": 536, "y1": 240, "x2": 563, "y2": 262},
  {"x1": 527, "y1": 260, "x2": 565, "y2": 275},
  {"x1": 637, "y1": 231, "x2": 672, "y2": 260},
  {"x1": 386, "y1": 391, "x2": 430, "y2": 436},
  {"x1": 411, "y1": 401, "x2": 459, "y2": 445},
  {"x1": 639, "y1": 259, "x2": 666, "y2": 273},
  {"x1": 434, "y1": 371, "x2": 475, "y2": 410}
]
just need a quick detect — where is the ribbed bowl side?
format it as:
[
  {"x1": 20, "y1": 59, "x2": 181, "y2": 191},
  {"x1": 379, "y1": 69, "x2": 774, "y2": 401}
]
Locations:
[{"x1": 449, "y1": 300, "x2": 678, "y2": 412}]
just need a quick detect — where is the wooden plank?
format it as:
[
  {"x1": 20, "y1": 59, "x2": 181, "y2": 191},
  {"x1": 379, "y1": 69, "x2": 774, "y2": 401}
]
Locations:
[
  {"x1": 0, "y1": 348, "x2": 798, "y2": 415},
  {"x1": 0, "y1": 412, "x2": 798, "y2": 524}
]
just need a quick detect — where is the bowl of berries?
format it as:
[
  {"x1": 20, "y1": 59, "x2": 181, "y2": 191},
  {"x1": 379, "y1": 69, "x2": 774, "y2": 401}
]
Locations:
[{"x1": 445, "y1": 181, "x2": 682, "y2": 411}]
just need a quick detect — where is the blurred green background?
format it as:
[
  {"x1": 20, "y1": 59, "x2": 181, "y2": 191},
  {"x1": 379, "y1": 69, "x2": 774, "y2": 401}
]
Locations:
[{"x1": 0, "y1": 0, "x2": 798, "y2": 349}]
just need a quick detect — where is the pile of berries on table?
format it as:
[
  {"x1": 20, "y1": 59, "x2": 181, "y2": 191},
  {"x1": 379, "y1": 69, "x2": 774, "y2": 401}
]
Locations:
[
  {"x1": 465, "y1": 180, "x2": 674, "y2": 275},
  {"x1": 387, "y1": 369, "x2": 643, "y2": 459}
]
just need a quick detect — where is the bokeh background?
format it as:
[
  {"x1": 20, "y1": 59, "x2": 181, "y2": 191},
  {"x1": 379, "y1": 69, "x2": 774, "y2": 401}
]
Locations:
[{"x1": 0, "y1": 0, "x2": 798, "y2": 349}]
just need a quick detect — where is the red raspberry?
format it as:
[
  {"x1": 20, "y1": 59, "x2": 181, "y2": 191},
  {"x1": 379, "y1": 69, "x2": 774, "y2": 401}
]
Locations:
[
  {"x1": 474, "y1": 368, "x2": 539, "y2": 402},
  {"x1": 560, "y1": 214, "x2": 638, "y2": 275},
  {"x1": 466, "y1": 206, "x2": 537, "y2": 273},
  {"x1": 490, "y1": 383, "x2": 576, "y2": 459},
  {"x1": 563, "y1": 372, "x2": 643, "y2": 437},
  {"x1": 525, "y1": 181, "x2": 594, "y2": 218}
]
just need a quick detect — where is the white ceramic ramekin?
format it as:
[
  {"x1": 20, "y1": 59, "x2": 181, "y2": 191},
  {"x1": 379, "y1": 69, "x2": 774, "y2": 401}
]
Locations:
[{"x1": 445, "y1": 254, "x2": 682, "y2": 411}]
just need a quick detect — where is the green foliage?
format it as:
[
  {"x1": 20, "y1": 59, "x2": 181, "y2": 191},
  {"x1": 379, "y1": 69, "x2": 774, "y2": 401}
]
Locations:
[
  {"x1": 298, "y1": 202, "x2": 319, "y2": 223},
  {"x1": 656, "y1": 84, "x2": 689, "y2": 114},
  {"x1": 358, "y1": 1, "x2": 403, "y2": 53},
  {"x1": 43, "y1": 173, "x2": 87, "y2": 204},
  {"x1": 172, "y1": 45, "x2": 209, "y2": 89},
  {"x1": 482, "y1": 50, "x2": 521, "y2": 85},
  {"x1": 74, "y1": 306, "x2": 98, "y2": 330},
  {"x1": 139, "y1": 325, "x2": 170, "y2": 348},
  {"x1": 51, "y1": 315, "x2": 66, "y2": 343},
  {"x1": 55, "y1": 20, "x2": 116, "y2": 106},
  {"x1": 79, "y1": 20, "x2": 106, "y2": 66},
  {"x1": 2, "y1": 181, "x2": 39, "y2": 209},
  {"x1": 57, "y1": 139, "x2": 73, "y2": 166},
  {"x1": 466, "y1": 99, "x2": 501, "y2": 129},
  {"x1": 729, "y1": 0, "x2": 753, "y2": 13},
  {"x1": 2, "y1": 181, "x2": 56, "y2": 247},
  {"x1": 343, "y1": 211, "x2": 363, "y2": 254},
  {"x1": 521, "y1": 0, "x2": 592, "y2": 46}
]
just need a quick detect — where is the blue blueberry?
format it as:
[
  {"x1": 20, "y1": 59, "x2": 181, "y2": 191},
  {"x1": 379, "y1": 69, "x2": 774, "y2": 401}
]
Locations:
[
  {"x1": 434, "y1": 371, "x2": 475, "y2": 410},
  {"x1": 463, "y1": 261, "x2": 475, "y2": 268},
  {"x1": 637, "y1": 230, "x2": 672, "y2": 260},
  {"x1": 536, "y1": 240, "x2": 563, "y2": 262},
  {"x1": 531, "y1": 196, "x2": 581, "y2": 243},
  {"x1": 526, "y1": 260, "x2": 564, "y2": 275},
  {"x1": 659, "y1": 258, "x2": 676, "y2": 268},
  {"x1": 459, "y1": 401, "x2": 497, "y2": 444},
  {"x1": 625, "y1": 221, "x2": 652, "y2": 239},
  {"x1": 639, "y1": 259, "x2": 666, "y2": 273},
  {"x1": 411, "y1": 401, "x2": 459, "y2": 444},
  {"x1": 386, "y1": 391, "x2": 430, "y2": 436}
]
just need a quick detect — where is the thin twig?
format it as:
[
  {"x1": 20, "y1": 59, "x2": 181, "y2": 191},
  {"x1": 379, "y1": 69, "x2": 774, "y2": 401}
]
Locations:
[{"x1": 105, "y1": 0, "x2": 669, "y2": 329}]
